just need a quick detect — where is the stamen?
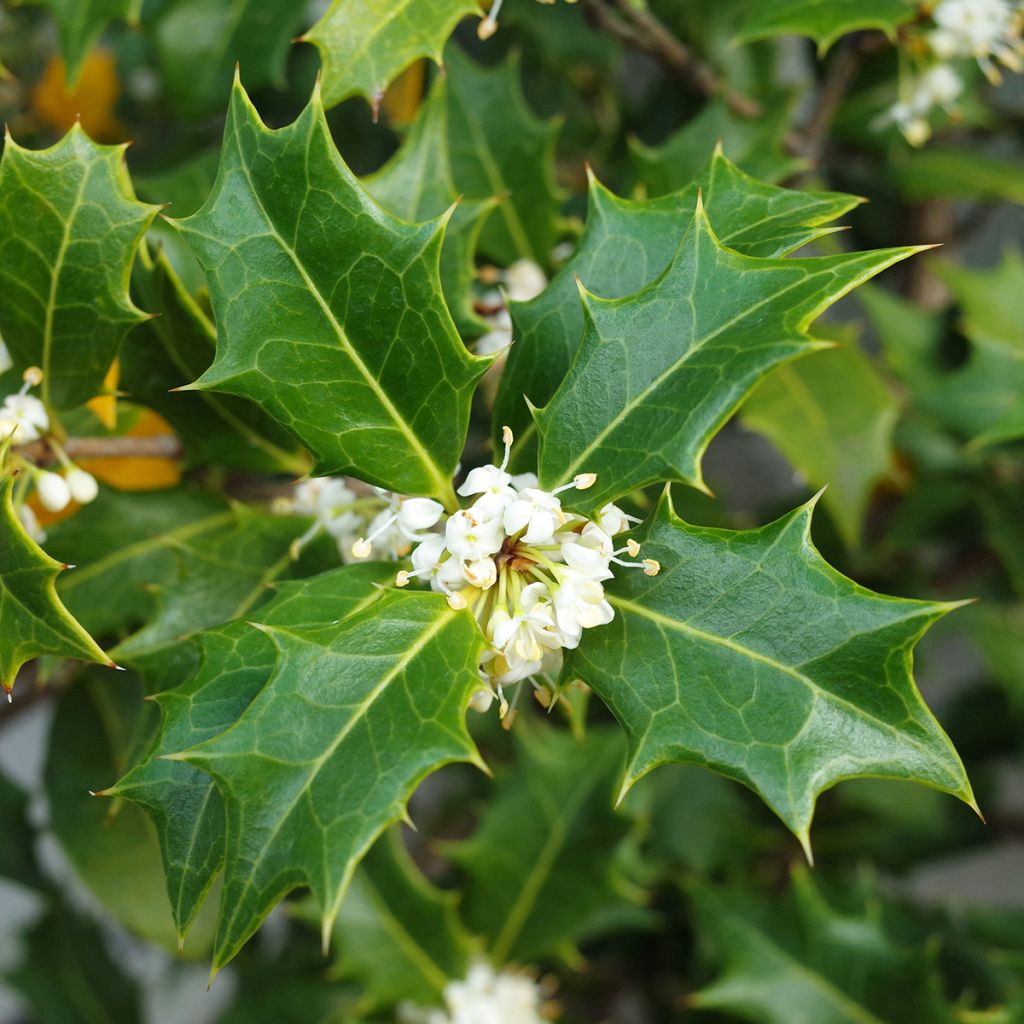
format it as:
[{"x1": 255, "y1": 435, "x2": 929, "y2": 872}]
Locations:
[
  {"x1": 499, "y1": 425, "x2": 513, "y2": 471},
  {"x1": 626, "y1": 539, "x2": 641, "y2": 557},
  {"x1": 611, "y1": 556, "x2": 661, "y2": 576},
  {"x1": 448, "y1": 591, "x2": 467, "y2": 610},
  {"x1": 289, "y1": 520, "x2": 323, "y2": 560},
  {"x1": 395, "y1": 570, "x2": 411, "y2": 587},
  {"x1": 351, "y1": 510, "x2": 400, "y2": 558},
  {"x1": 552, "y1": 472, "x2": 598, "y2": 496},
  {"x1": 478, "y1": 0, "x2": 503, "y2": 39},
  {"x1": 18, "y1": 366, "x2": 43, "y2": 396}
]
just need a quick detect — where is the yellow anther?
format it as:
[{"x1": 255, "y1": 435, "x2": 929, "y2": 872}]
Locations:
[
  {"x1": 574, "y1": 472, "x2": 597, "y2": 490},
  {"x1": 626, "y1": 539, "x2": 641, "y2": 557},
  {"x1": 642, "y1": 559, "x2": 660, "y2": 577},
  {"x1": 351, "y1": 538, "x2": 372, "y2": 559}
]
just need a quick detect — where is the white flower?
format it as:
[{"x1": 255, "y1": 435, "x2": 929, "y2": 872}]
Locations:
[
  {"x1": 553, "y1": 573, "x2": 614, "y2": 649},
  {"x1": 411, "y1": 534, "x2": 447, "y2": 577},
  {"x1": 488, "y1": 582, "x2": 562, "y2": 683},
  {"x1": 444, "y1": 962, "x2": 547, "y2": 1024},
  {"x1": 463, "y1": 556, "x2": 498, "y2": 590},
  {"x1": 930, "y1": 0, "x2": 1023, "y2": 79},
  {"x1": 598, "y1": 502, "x2": 640, "y2": 536},
  {"x1": 558, "y1": 521, "x2": 614, "y2": 581},
  {"x1": 66, "y1": 468, "x2": 99, "y2": 505},
  {"x1": 457, "y1": 463, "x2": 513, "y2": 500},
  {"x1": 503, "y1": 259, "x2": 548, "y2": 303},
  {"x1": 882, "y1": 64, "x2": 964, "y2": 144},
  {"x1": 503, "y1": 487, "x2": 563, "y2": 545},
  {"x1": 0, "y1": 341, "x2": 11, "y2": 375},
  {"x1": 16, "y1": 504, "x2": 46, "y2": 543},
  {"x1": 294, "y1": 477, "x2": 361, "y2": 539},
  {"x1": 445, "y1": 506, "x2": 504, "y2": 562},
  {"x1": 396, "y1": 497, "x2": 444, "y2": 540},
  {"x1": 35, "y1": 471, "x2": 70, "y2": 513},
  {"x1": 0, "y1": 393, "x2": 48, "y2": 444}
]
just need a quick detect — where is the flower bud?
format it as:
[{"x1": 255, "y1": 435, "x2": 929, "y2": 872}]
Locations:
[
  {"x1": 66, "y1": 468, "x2": 99, "y2": 505},
  {"x1": 36, "y1": 471, "x2": 71, "y2": 513}
]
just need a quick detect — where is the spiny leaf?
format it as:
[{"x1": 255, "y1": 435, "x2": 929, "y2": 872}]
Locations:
[
  {"x1": 0, "y1": 475, "x2": 111, "y2": 694},
  {"x1": 303, "y1": 0, "x2": 482, "y2": 112},
  {"x1": 533, "y1": 200, "x2": 919, "y2": 514},
  {"x1": 447, "y1": 723, "x2": 637, "y2": 964},
  {"x1": 734, "y1": 0, "x2": 916, "y2": 54},
  {"x1": 175, "y1": 589, "x2": 487, "y2": 970},
  {"x1": 0, "y1": 123, "x2": 159, "y2": 409},
  {"x1": 31, "y1": 0, "x2": 138, "y2": 85},
  {"x1": 495, "y1": 151, "x2": 860, "y2": 471},
  {"x1": 444, "y1": 45, "x2": 564, "y2": 269},
  {"x1": 364, "y1": 76, "x2": 495, "y2": 339},
  {"x1": 110, "y1": 564, "x2": 393, "y2": 941},
  {"x1": 177, "y1": 76, "x2": 489, "y2": 505},
  {"x1": 123, "y1": 244, "x2": 308, "y2": 474},
  {"x1": 330, "y1": 827, "x2": 474, "y2": 1009},
  {"x1": 742, "y1": 328, "x2": 898, "y2": 546},
  {"x1": 566, "y1": 490, "x2": 976, "y2": 849}
]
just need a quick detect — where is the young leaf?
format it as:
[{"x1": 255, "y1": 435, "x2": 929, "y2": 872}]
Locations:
[
  {"x1": 566, "y1": 490, "x2": 976, "y2": 850},
  {"x1": 33, "y1": 0, "x2": 137, "y2": 86},
  {"x1": 495, "y1": 151, "x2": 860, "y2": 470},
  {"x1": 0, "y1": 124, "x2": 159, "y2": 409},
  {"x1": 109, "y1": 564, "x2": 393, "y2": 942},
  {"x1": 176, "y1": 77, "x2": 489, "y2": 505},
  {"x1": 174, "y1": 589, "x2": 487, "y2": 970},
  {"x1": 0, "y1": 476, "x2": 111, "y2": 695},
  {"x1": 447, "y1": 723, "x2": 635, "y2": 964},
  {"x1": 123, "y1": 244, "x2": 308, "y2": 474},
  {"x1": 533, "y1": 201, "x2": 918, "y2": 514},
  {"x1": 734, "y1": 0, "x2": 915, "y2": 54},
  {"x1": 742, "y1": 330, "x2": 898, "y2": 546},
  {"x1": 331, "y1": 828, "x2": 474, "y2": 1009},
  {"x1": 444, "y1": 46, "x2": 564, "y2": 268},
  {"x1": 303, "y1": 0, "x2": 481, "y2": 112},
  {"x1": 364, "y1": 77, "x2": 495, "y2": 339}
]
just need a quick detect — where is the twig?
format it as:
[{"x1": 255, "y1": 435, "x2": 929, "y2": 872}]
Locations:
[
  {"x1": 582, "y1": 0, "x2": 762, "y2": 118},
  {"x1": 15, "y1": 435, "x2": 184, "y2": 463}
]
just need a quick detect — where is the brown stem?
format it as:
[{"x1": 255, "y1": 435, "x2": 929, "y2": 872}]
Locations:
[{"x1": 15, "y1": 434, "x2": 184, "y2": 463}]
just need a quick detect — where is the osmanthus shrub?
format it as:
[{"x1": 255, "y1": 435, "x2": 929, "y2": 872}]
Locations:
[{"x1": 0, "y1": 1, "x2": 1019, "y2": 1022}]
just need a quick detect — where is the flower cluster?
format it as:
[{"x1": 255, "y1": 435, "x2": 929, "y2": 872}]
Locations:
[
  {"x1": 399, "y1": 962, "x2": 552, "y2": 1024},
  {"x1": 1, "y1": 358, "x2": 99, "y2": 542},
  {"x1": 388, "y1": 428, "x2": 656, "y2": 716},
  {"x1": 883, "y1": 0, "x2": 1023, "y2": 144},
  {"x1": 474, "y1": 258, "x2": 548, "y2": 357}
]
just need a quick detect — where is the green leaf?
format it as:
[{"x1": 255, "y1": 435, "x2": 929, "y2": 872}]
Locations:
[
  {"x1": 123, "y1": 244, "x2": 308, "y2": 474},
  {"x1": 31, "y1": 0, "x2": 137, "y2": 85},
  {"x1": 630, "y1": 99, "x2": 804, "y2": 196},
  {"x1": 0, "y1": 475, "x2": 110, "y2": 694},
  {"x1": 303, "y1": 0, "x2": 481, "y2": 112},
  {"x1": 110, "y1": 564, "x2": 393, "y2": 942},
  {"x1": 174, "y1": 589, "x2": 487, "y2": 970},
  {"x1": 495, "y1": 151, "x2": 860, "y2": 471},
  {"x1": 177, "y1": 77, "x2": 489, "y2": 505},
  {"x1": 0, "y1": 124, "x2": 159, "y2": 409},
  {"x1": 364, "y1": 77, "x2": 495, "y2": 339},
  {"x1": 690, "y1": 869, "x2": 957, "y2": 1023},
  {"x1": 151, "y1": 0, "x2": 307, "y2": 118},
  {"x1": 444, "y1": 46, "x2": 564, "y2": 268},
  {"x1": 0, "y1": 774, "x2": 43, "y2": 890},
  {"x1": 742, "y1": 329, "x2": 898, "y2": 546},
  {"x1": 890, "y1": 147, "x2": 1024, "y2": 205},
  {"x1": 46, "y1": 486, "x2": 229, "y2": 640},
  {"x1": 734, "y1": 0, "x2": 915, "y2": 54},
  {"x1": 533, "y1": 201, "x2": 917, "y2": 514},
  {"x1": 330, "y1": 828, "x2": 473, "y2": 1009},
  {"x1": 447, "y1": 723, "x2": 635, "y2": 964},
  {"x1": 566, "y1": 490, "x2": 976, "y2": 848}
]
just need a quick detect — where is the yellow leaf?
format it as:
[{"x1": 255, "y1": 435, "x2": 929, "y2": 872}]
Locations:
[
  {"x1": 87, "y1": 360, "x2": 120, "y2": 430},
  {"x1": 31, "y1": 50, "x2": 124, "y2": 142},
  {"x1": 382, "y1": 61, "x2": 425, "y2": 126}
]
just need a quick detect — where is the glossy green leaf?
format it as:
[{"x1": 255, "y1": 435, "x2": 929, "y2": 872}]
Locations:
[
  {"x1": 742, "y1": 330, "x2": 898, "y2": 546},
  {"x1": 448, "y1": 723, "x2": 635, "y2": 964},
  {"x1": 0, "y1": 124, "x2": 158, "y2": 409},
  {"x1": 177, "y1": 77, "x2": 489, "y2": 505},
  {"x1": 364, "y1": 77, "x2": 495, "y2": 339},
  {"x1": 566, "y1": 490, "x2": 976, "y2": 848},
  {"x1": 533, "y1": 201, "x2": 917, "y2": 514},
  {"x1": 174, "y1": 589, "x2": 487, "y2": 970},
  {"x1": 151, "y1": 0, "x2": 306, "y2": 118},
  {"x1": 630, "y1": 99, "x2": 804, "y2": 196},
  {"x1": 331, "y1": 827, "x2": 473, "y2": 1009},
  {"x1": 123, "y1": 244, "x2": 308, "y2": 474},
  {"x1": 0, "y1": 476, "x2": 110, "y2": 695},
  {"x1": 110, "y1": 564, "x2": 392, "y2": 941},
  {"x1": 734, "y1": 0, "x2": 915, "y2": 54},
  {"x1": 496, "y1": 151, "x2": 860, "y2": 471},
  {"x1": 890, "y1": 147, "x2": 1024, "y2": 205},
  {"x1": 303, "y1": 0, "x2": 481, "y2": 111},
  {"x1": 444, "y1": 46, "x2": 563, "y2": 268},
  {"x1": 0, "y1": 773, "x2": 42, "y2": 890},
  {"x1": 31, "y1": 0, "x2": 138, "y2": 84}
]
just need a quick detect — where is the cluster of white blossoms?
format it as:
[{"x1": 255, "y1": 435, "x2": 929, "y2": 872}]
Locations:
[
  {"x1": 385, "y1": 428, "x2": 657, "y2": 716},
  {"x1": 884, "y1": 0, "x2": 1023, "y2": 143},
  {"x1": 0, "y1": 359, "x2": 99, "y2": 541},
  {"x1": 474, "y1": 258, "x2": 548, "y2": 358},
  {"x1": 400, "y1": 962, "x2": 552, "y2": 1024}
]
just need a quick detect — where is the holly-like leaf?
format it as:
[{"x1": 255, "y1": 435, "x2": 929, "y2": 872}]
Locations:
[
  {"x1": 302, "y1": 0, "x2": 481, "y2": 112},
  {"x1": 690, "y1": 869, "x2": 957, "y2": 1023},
  {"x1": 173, "y1": 589, "x2": 487, "y2": 970},
  {"x1": 447, "y1": 723, "x2": 635, "y2": 964},
  {"x1": 444, "y1": 46, "x2": 564, "y2": 269},
  {"x1": 123, "y1": 244, "x2": 308, "y2": 474},
  {"x1": 0, "y1": 773, "x2": 42, "y2": 890},
  {"x1": 742, "y1": 329, "x2": 898, "y2": 546},
  {"x1": 150, "y1": 0, "x2": 307, "y2": 118},
  {"x1": 0, "y1": 476, "x2": 111, "y2": 695},
  {"x1": 533, "y1": 201, "x2": 917, "y2": 514},
  {"x1": 330, "y1": 828, "x2": 474, "y2": 1010},
  {"x1": 734, "y1": 0, "x2": 915, "y2": 54},
  {"x1": 566, "y1": 490, "x2": 975, "y2": 849},
  {"x1": 32, "y1": 0, "x2": 138, "y2": 85},
  {"x1": 631, "y1": 98, "x2": 804, "y2": 196},
  {"x1": 364, "y1": 77, "x2": 495, "y2": 339},
  {"x1": 110, "y1": 564, "x2": 393, "y2": 942},
  {"x1": 0, "y1": 124, "x2": 159, "y2": 409},
  {"x1": 495, "y1": 151, "x2": 860, "y2": 471},
  {"x1": 176, "y1": 77, "x2": 489, "y2": 505}
]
